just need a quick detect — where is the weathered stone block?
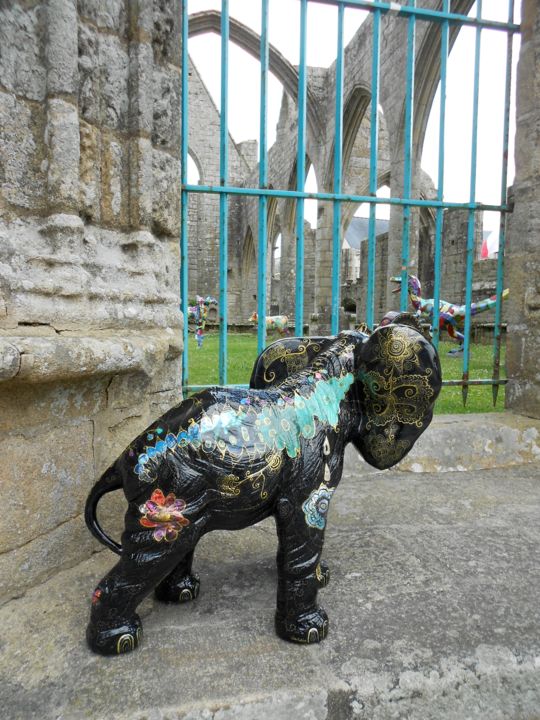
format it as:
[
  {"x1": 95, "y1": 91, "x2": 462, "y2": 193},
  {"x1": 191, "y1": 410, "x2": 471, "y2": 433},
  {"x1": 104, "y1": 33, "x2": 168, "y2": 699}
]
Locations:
[
  {"x1": 128, "y1": 138, "x2": 153, "y2": 228},
  {"x1": 149, "y1": 388, "x2": 182, "y2": 421},
  {"x1": 0, "y1": 2, "x2": 46, "y2": 101},
  {"x1": 78, "y1": 21, "x2": 100, "y2": 125},
  {"x1": 0, "y1": 421, "x2": 94, "y2": 553},
  {"x1": 152, "y1": 67, "x2": 181, "y2": 151},
  {"x1": 46, "y1": 0, "x2": 78, "y2": 96},
  {"x1": 0, "y1": 340, "x2": 19, "y2": 380},
  {"x1": 128, "y1": 0, "x2": 154, "y2": 40},
  {"x1": 78, "y1": 0, "x2": 127, "y2": 35},
  {"x1": 78, "y1": 126, "x2": 99, "y2": 226},
  {"x1": 152, "y1": 0, "x2": 181, "y2": 67},
  {"x1": 106, "y1": 371, "x2": 152, "y2": 411},
  {"x1": 99, "y1": 33, "x2": 129, "y2": 130},
  {"x1": 152, "y1": 149, "x2": 181, "y2": 236},
  {"x1": 0, "y1": 92, "x2": 47, "y2": 212},
  {"x1": 101, "y1": 131, "x2": 128, "y2": 226},
  {"x1": 128, "y1": 41, "x2": 154, "y2": 135},
  {"x1": 0, "y1": 377, "x2": 106, "y2": 434},
  {"x1": 93, "y1": 406, "x2": 151, "y2": 474},
  {"x1": 149, "y1": 356, "x2": 182, "y2": 394},
  {"x1": 0, "y1": 514, "x2": 96, "y2": 605},
  {"x1": 46, "y1": 98, "x2": 80, "y2": 212}
]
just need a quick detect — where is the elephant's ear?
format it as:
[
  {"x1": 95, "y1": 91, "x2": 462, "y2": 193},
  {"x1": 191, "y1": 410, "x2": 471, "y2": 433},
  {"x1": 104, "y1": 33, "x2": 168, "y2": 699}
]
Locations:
[
  {"x1": 353, "y1": 323, "x2": 442, "y2": 470},
  {"x1": 249, "y1": 336, "x2": 334, "y2": 389}
]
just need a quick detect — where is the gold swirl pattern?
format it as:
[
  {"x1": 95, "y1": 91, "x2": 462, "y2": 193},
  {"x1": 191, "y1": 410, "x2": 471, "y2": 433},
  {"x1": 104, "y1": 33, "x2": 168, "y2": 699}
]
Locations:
[
  {"x1": 374, "y1": 327, "x2": 424, "y2": 374},
  {"x1": 364, "y1": 430, "x2": 411, "y2": 465},
  {"x1": 244, "y1": 452, "x2": 283, "y2": 500},
  {"x1": 262, "y1": 340, "x2": 322, "y2": 382},
  {"x1": 362, "y1": 369, "x2": 435, "y2": 429},
  {"x1": 217, "y1": 474, "x2": 244, "y2": 496}
]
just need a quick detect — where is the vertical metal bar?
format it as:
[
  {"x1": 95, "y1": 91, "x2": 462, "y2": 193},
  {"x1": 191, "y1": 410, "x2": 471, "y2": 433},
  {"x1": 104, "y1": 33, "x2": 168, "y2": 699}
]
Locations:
[
  {"x1": 400, "y1": 0, "x2": 416, "y2": 312},
  {"x1": 366, "y1": 8, "x2": 381, "y2": 330},
  {"x1": 331, "y1": 2, "x2": 345, "y2": 335},
  {"x1": 295, "y1": 0, "x2": 308, "y2": 336},
  {"x1": 431, "y1": 0, "x2": 450, "y2": 349},
  {"x1": 180, "y1": 0, "x2": 189, "y2": 392},
  {"x1": 492, "y1": 0, "x2": 514, "y2": 406},
  {"x1": 257, "y1": 0, "x2": 269, "y2": 353},
  {"x1": 462, "y1": 0, "x2": 483, "y2": 406},
  {"x1": 219, "y1": 0, "x2": 229, "y2": 385}
]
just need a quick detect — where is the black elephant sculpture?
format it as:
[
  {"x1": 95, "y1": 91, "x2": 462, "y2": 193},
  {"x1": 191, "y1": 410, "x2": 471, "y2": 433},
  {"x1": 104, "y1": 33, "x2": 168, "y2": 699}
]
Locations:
[{"x1": 85, "y1": 314, "x2": 441, "y2": 655}]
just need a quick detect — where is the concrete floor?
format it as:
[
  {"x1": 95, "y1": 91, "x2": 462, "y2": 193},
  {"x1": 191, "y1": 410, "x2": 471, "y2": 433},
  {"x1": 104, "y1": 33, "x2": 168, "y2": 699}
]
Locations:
[{"x1": 1, "y1": 426, "x2": 539, "y2": 719}]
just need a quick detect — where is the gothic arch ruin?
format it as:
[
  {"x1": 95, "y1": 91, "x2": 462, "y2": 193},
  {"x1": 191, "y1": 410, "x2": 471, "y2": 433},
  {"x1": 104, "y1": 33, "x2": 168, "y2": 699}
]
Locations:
[{"x1": 186, "y1": 1, "x2": 486, "y2": 330}]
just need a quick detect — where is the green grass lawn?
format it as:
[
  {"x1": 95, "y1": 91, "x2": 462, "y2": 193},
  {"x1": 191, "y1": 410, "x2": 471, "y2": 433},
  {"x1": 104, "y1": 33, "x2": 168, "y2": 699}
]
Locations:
[
  {"x1": 185, "y1": 332, "x2": 506, "y2": 414},
  {"x1": 435, "y1": 340, "x2": 506, "y2": 414}
]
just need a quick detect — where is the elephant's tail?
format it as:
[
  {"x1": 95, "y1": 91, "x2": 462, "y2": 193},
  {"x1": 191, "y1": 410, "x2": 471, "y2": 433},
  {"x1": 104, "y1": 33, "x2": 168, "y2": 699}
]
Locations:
[{"x1": 85, "y1": 465, "x2": 123, "y2": 555}]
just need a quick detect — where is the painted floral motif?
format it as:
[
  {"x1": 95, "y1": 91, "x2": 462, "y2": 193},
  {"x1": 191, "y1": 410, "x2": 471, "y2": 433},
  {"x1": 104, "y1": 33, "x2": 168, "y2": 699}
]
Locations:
[
  {"x1": 302, "y1": 483, "x2": 335, "y2": 530},
  {"x1": 139, "y1": 489, "x2": 190, "y2": 542}
]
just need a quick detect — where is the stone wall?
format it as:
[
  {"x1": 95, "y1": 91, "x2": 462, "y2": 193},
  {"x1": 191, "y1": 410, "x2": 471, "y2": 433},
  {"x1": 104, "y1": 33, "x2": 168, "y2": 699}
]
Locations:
[
  {"x1": 0, "y1": 0, "x2": 187, "y2": 603},
  {"x1": 505, "y1": 0, "x2": 540, "y2": 418}
]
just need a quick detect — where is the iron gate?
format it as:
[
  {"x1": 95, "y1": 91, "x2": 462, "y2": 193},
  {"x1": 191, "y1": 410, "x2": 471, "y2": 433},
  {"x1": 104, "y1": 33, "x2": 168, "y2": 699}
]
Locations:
[{"x1": 180, "y1": 0, "x2": 520, "y2": 404}]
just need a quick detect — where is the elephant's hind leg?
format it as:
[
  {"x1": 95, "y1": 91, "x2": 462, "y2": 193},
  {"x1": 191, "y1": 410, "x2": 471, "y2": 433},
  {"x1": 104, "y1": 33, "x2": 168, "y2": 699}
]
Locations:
[
  {"x1": 154, "y1": 549, "x2": 200, "y2": 603},
  {"x1": 87, "y1": 548, "x2": 182, "y2": 656}
]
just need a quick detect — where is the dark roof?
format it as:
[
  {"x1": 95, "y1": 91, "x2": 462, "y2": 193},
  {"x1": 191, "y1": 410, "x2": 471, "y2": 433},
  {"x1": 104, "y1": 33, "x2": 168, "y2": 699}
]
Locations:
[{"x1": 344, "y1": 216, "x2": 389, "y2": 250}]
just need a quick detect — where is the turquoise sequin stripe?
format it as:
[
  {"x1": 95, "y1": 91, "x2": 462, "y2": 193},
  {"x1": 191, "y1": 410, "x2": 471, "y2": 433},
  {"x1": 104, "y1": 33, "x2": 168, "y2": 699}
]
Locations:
[{"x1": 134, "y1": 373, "x2": 354, "y2": 476}]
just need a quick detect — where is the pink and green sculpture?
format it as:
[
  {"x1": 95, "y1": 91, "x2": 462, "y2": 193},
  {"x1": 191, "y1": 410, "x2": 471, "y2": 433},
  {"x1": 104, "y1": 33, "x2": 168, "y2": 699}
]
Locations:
[{"x1": 391, "y1": 274, "x2": 509, "y2": 353}]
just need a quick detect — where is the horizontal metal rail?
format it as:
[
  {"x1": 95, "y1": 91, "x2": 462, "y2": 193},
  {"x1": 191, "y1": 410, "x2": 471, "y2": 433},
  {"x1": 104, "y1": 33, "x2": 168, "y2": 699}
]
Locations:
[
  {"x1": 183, "y1": 378, "x2": 508, "y2": 395},
  {"x1": 309, "y1": 0, "x2": 520, "y2": 32},
  {"x1": 182, "y1": 183, "x2": 510, "y2": 213}
]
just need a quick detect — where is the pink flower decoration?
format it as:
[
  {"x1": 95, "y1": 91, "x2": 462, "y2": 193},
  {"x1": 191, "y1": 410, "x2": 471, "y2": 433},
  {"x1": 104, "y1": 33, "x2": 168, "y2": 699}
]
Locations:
[{"x1": 139, "y1": 489, "x2": 190, "y2": 542}]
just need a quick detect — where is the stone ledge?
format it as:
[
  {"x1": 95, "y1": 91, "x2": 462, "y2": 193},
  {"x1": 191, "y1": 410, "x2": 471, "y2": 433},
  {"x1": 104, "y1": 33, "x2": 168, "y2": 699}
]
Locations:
[
  {"x1": 0, "y1": 330, "x2": 181, "y2": 384},
  {"x1": 393, "y1": 411, "x2": 540, "y2": 473}
]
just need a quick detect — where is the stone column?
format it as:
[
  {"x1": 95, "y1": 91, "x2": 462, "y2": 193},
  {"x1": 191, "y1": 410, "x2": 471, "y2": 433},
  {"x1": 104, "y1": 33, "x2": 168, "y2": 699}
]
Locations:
[
  {"x1": 312, "y1": 201, "x2": 334, "y2": 333},
  {"x1": 279, "y1": 226, "x2": 297, "y2": 319},
  {"x1": 505, "y1": 0, "x2": 540, "y2": 418},
  {"x1": 385, "y1": 160, "x2": 420, "y2": 313},
  {"x1": 45, "y1": 0, "x2": 80, "y2": 216},
  {"x1": 127, "y1": 0, "x2": 154, "y2": 231}
]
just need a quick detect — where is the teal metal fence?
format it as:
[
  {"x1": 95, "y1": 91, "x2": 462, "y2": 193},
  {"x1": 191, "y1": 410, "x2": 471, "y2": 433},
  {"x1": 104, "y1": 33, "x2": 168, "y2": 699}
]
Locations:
[{"x1": 180, "y1": 0, "x2": 520, "y2": 404}]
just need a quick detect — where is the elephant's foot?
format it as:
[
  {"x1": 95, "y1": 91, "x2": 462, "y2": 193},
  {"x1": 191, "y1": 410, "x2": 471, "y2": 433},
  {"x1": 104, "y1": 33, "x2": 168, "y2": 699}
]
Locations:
[
  {"x1": 86, "y1": 614, "x2": 142, "y2": 656},
  {"x1": 316, "y1": 561, "x2": 330, "y2": 588},
  {"x1": 154, "y1": 573, "x2": 200, "y2": 603},
  {"x1": 275, "y1": 606, "x2": 329, "y2": 644}
]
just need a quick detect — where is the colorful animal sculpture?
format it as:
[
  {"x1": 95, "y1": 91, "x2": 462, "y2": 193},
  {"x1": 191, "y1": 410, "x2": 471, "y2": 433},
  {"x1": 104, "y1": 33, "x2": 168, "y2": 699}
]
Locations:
[
  {"x1": 249, "y1": 311, "x2": 289, "y2": 335},
  {"x1": 187, "y1": 295, "x2": 218, "y2": 324},
  {"x1": 390, "y1": 274, "x2": 509, "y2": 350},
  {"x1": 85, "y1": 315, "x2": 441, "y2": 655},
  {"x1": 187, "y1": 296, "x2": 218, "y2": 349}
]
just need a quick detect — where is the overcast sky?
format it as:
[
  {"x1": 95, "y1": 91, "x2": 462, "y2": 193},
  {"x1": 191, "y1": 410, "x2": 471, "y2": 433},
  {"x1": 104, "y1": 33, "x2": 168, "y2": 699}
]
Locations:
[{"x1": 187, "y1": 1, "x2": 521, "y2": 234}]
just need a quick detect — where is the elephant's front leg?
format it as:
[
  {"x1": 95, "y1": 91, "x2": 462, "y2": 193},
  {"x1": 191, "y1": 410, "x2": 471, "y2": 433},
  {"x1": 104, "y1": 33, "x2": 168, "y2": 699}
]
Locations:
[{"x1": 274, "y1": 487, "x2": 334, "y2": 644}]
